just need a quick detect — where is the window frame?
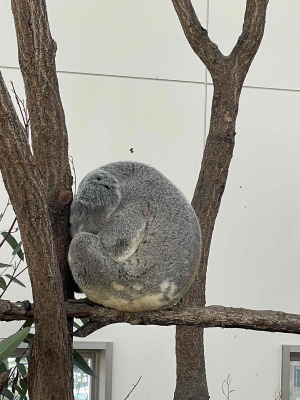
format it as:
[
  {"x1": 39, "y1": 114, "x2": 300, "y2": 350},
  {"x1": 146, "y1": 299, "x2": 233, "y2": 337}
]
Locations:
[
  {"x1": 281, "y1": 345, "x2": 300, "y2": 400},
  {"x1": 10, "y1": 341, "x2": 113, "y2": 400}
]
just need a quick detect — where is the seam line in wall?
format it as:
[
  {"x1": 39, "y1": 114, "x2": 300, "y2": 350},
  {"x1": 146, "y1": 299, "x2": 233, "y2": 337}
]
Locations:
[{"x1": 1, "y1": 65, "x2": 300, "y2": 93}]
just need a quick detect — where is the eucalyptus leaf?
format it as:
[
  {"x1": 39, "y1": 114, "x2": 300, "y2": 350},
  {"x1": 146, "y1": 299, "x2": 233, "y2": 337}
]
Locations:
[
  {"x1": 0, "y1": 328, "x2": 30, "y2": 363},
  {"x1": 20, "y1": 377, "x2": 27, "y2": 391},
  {"x1": 17, "y1": 363, "x2": 27, "y2": 377},
  {"x1": 0, "y1": 277, "x2": 6, "y2": 290},
  {"x1": 21, "y1": 320, "x2": 33, "y2": 329},
  {"x1": 23, "y1": 333, "x2": 34, "y2": 346},
  {"x1": 73, "y1": 320, "x2": 81, "y2": 329},
  {"x1": 0, "y1": 263, "x2": 11, "y2": 269},
  {"x1": 73, "y1": 350, "x2": 97, "y2": 379},
  {"x1": 0, "y1": 233, "x2": 24, "y2": 261},
  {"x1": 0, "y1": 361, "x2": 7, "y2": 374},
  {"x1": 3, "y1": 388, "x2": 14, "y2": 400},
  {"x1": 4, "y1": 274, "x2": 26, "y2": 288},
  {"x1": 12, "y1": 241, "x2": 23, "y2": 257}
]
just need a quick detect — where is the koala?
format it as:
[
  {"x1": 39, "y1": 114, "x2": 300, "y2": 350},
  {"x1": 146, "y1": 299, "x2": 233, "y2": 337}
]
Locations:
[{"x1": 68, "y1": 161, "x2": 201, "y2": 312}]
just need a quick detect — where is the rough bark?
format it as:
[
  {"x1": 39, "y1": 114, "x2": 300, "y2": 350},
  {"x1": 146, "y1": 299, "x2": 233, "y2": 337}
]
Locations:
[
  {"x1": 0, "y1": 1, "x2": 74, "y2": 399},
  {"x1": 3, "y1": 300, "x2": 300, "y2": 337},
  {"x1": 11, "y1": 0, "x2": 73, "y2": 298},
  {"x1": 171, "y1": 1, "x2": 269, "y2": 399},
  {"x1": 0, "y1": 1, "x2": 271, "y2": 399}
]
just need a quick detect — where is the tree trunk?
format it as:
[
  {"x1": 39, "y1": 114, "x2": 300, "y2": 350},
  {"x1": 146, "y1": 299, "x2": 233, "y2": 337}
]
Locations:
[
  {"x1": 175, "y1": 70, "x2": 241, "y2": 400},
  {"x1": 171, "y1": 1, "x2": 269, "y2": 399},
  {"x1": 0, "y1": 1, "x2": 74, "y2": 399}
]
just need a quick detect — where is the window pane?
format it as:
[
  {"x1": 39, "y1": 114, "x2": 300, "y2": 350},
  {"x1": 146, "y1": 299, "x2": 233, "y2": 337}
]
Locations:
[
  {"x1": 290, "y1": 361, "x2": 300, "y2": 400},
  {"x1": 73, "y1": 357, "x2": 92, "y2": 400},
  {"x1": 2, "y1": 356, "x2": 93, "y2": 400}
]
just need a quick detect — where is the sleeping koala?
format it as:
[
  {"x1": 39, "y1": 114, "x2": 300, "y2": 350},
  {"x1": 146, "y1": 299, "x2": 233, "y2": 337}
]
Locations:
[{"x1": 68, "y1": 161, "x2": 201, "y2": 312}]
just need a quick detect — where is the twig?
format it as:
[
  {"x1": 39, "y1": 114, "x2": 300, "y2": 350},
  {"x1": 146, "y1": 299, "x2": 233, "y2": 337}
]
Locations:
[
  {"x1": 0, "y1": 262, "x2": 26, "y2": 299},
  {"x1": 123, "y1": 376, "x2": 142, "y2": 400},
  {"x1": 0, "y1": 200, "x2": 11, "y2": 223},
  {"x1": 10, "y1": 82, "x2": 30, "y2": 139},
  {"x1": 222, "y1": 374, "x2": 235, "y2": 400},
  {"x1": 0, "y1": 217, "x2": 17, "y2": 249}
]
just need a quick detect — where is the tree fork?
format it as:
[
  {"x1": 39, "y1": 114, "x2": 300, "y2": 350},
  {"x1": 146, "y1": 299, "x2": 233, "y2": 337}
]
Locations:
[
  {"x1": 0, "y1": 1, "x2": 75, "y2": 399},
  {"x1": 171, "y1": 1, "x2": 269, "y2": 399}
]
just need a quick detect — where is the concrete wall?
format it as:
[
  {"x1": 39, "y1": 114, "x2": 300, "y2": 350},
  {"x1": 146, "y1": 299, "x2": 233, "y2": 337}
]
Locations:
[{"x1": 1, "y1": 1, "x2": 300, "y2": 399}]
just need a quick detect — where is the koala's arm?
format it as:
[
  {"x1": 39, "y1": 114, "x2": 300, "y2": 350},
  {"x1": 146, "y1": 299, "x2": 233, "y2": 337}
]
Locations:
[{"x1": 97, "y1": 206, "x2": 150, "y2": 264}]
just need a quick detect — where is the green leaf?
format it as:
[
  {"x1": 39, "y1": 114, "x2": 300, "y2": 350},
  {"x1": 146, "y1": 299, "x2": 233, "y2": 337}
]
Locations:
[
  {"x1": 4, "y1": 275, "x2": 26, "y2": 288},
  {"x1": 0, "y1": 263, "x2": 11, "y2": 268},
  {"x1": 0, "y1": 233, "x2": 24, "y2": 261},
  {"x1": 0, "y1": 361, "x2": 7, "y2": 373},
  {"x1": 20, "y1": 377, "x2": 27, "y2": 391},
  {"x1": 12, "y1": 241, "x2": 23, "y2": 257},
  {"x1": 0, "y1": 328, "x2": 30, "y2": 363},
  {"x1": 14, "y1": 383, "x2": 24, "y2": 395},
  {"x1": 73, "y1": 350, "x2": 97, "y2": 379},
  {"x1": 3, "y1": 388, "x2": 14, "y2": 400},
  {"x1": 23, "y1": 333, "x2": 34, "y2": 346},
  {"x1": 17, "y1": 363, "x2": 27, "y2": 377},
  {"x1": 0, "y1": 277, "x2": 6, "y2": 290},
  {"x1": 12, "y1": 374, "x2": 18, "y2": 394},
  {"x1": 21, "y1": 320, "x2": 33, "y2": 329},
  {"x1": 73, "y1": 320, "x2": 81, "y2": 329}
]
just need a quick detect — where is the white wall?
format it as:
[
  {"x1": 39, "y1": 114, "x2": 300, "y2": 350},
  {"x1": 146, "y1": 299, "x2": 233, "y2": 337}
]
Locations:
[{"x1": 1, "y1": 1, "x2": 300, "y2": 399}]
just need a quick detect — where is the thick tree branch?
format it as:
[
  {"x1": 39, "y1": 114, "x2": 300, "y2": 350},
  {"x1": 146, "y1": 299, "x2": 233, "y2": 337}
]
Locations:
[
  {"x1": 231, "y1": 0, "x2": 269, "y2": 75},
  {"x1": 172, "y1": 0, "x2": 269, "y2": 84},
  {"x1": 11, "y1": 0, "x2": 72, "y2": 197},
  {"x1": 11, "y1": 0, "x2": 73, "y2": 298},
  {"x1": 0, "y1": 2, "x2": 74, "y2": 399},
  {"x1": 171, "y1": 1, "x2": 270, "y2": 399},
  {"x1": 2, "y1": 299, "x2": 300, "y2": 337},
  {"x1": 0, "y1": 71, "x2": 73, "y2": 399},
  {"x1": 171, "y1": 0, "x2": 223, "y2": 73}
]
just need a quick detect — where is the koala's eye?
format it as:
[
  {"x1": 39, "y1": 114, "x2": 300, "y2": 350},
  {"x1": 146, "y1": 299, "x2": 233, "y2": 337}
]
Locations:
[{"x1": 95, "y1": 176, "x2": 110, "y2": 189}]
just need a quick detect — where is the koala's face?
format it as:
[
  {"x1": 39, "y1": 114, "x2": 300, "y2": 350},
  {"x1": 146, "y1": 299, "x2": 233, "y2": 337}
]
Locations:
[
  {"x1": 70, "y1": 169, "x2": 121, "y2": 236},
  {"x1": 76, "y1": 169, "x2": 121, "y2": 208}
]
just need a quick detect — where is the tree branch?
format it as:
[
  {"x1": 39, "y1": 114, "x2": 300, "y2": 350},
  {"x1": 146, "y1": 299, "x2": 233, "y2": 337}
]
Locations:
[
  {"x1": 11, "y1": 0, "x2": 74, "y2": 298},
  {"x1": 171, "y1": 0, "x2": 223, "y2": 74},
  {"x1": 231, "y1": 0, "x2": 270, "y2": 80},
  {"x1": 0, "y1": 68, "x2": 72, "y2": 398},
  {"x1": 0, "y1": 2, "x2": 74, "y2": 398},
  {"x1": 171, "y1": 1, "x2": 269, "y2": 398},
  {"x1": 11, "y1": 0, "x2": 72, "y2": 197},
  {"x1": 2, "y1": 299, "x2": 300, "y2": 337}
]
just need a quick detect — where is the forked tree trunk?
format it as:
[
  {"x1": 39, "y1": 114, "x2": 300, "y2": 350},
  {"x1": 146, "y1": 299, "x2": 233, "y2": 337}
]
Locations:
[
  {"x1": 171, "y1": 1, "x2": 269, "y2": 399},
  {"x1": 0, "y1": 1, "x2": 74, "y2": 399}
]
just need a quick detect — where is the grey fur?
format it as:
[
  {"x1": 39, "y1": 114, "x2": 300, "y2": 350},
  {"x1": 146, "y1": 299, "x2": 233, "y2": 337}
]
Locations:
[{"x1": 68, "y1": 161, "x2": 201, "y2": 312}]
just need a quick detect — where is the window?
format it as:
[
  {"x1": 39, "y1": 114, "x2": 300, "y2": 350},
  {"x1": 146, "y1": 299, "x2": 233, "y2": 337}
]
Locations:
[
  {"x1": 73, "y1": 341, "x2": 113, "y2": 400},
  {"x1": 282, "y1": 345, "x2": 300, "y2": 400},
  {"x1": 4, "y1": 341, "x2": 113, "y2": 400}
]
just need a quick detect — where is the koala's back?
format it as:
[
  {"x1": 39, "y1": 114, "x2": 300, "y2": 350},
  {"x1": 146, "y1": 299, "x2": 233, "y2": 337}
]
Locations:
[
  {"x1": 100, "y1": 161, "x2": 199, "y2": 242},
  {"x1": 69, "y1": 161, "x2": 201, "y2": 311}
]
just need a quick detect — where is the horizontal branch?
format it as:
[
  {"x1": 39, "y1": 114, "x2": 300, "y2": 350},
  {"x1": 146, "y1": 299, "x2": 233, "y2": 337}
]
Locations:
[{"x1": 2, "y1": 299, "x2": 300, "y2": 337}]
